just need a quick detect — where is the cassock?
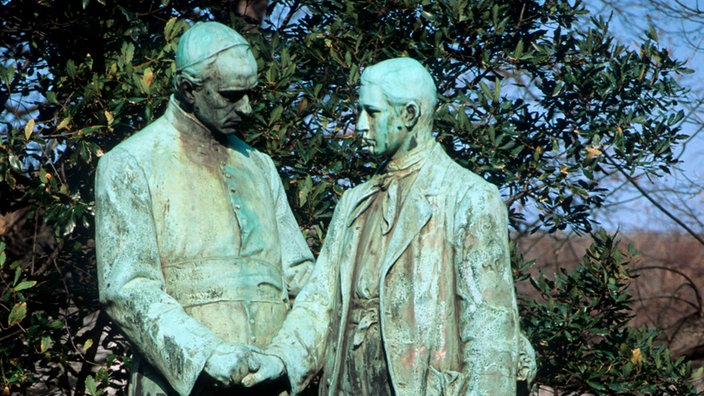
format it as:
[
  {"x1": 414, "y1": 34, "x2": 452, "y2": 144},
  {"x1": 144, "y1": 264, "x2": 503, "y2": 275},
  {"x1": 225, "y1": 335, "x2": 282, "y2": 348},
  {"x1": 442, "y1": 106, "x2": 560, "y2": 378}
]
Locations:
[{"x1": 95, "y1": 97, "x2": 313, "y2": 396}]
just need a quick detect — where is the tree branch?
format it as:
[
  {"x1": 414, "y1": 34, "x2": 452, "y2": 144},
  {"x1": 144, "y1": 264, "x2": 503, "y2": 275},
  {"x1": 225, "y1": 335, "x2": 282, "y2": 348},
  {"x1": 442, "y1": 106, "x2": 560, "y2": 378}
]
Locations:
[{"x1": 604, "y1": 152, "x2": 704, "y2": 247}]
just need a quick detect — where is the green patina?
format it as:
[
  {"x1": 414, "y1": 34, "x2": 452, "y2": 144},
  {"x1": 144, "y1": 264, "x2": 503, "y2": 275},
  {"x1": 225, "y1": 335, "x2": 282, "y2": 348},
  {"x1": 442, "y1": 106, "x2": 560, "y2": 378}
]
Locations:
[
  {"x1": 95, "y1": 22, "x2": 313, "y2": 396},
  {"x1": 97, "y1": 22, "x2": 535, "y2": 395},
  {"x1": 247, "y1": 58, "x2": 537, "y2": 395}
]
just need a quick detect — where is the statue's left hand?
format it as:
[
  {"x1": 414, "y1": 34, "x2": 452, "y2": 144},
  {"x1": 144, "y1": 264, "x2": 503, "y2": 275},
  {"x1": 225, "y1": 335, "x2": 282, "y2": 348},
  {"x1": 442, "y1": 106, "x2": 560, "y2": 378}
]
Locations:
[
  {"x1": 241, "y1": 352, "x2": 286, "y2": 387},
  {"x1": 204, "y1": 343, "x2": 261, "y2": 387}
]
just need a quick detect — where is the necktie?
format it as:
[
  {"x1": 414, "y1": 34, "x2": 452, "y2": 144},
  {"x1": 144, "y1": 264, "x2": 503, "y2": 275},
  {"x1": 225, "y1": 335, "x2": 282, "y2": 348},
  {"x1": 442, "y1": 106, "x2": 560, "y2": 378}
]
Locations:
[
  {"x1": 348, "y1": 141, "x2": 435, "y2": 228},
  {"x1": 376, "y1": 174, "x2": 398, "y2": 235}
]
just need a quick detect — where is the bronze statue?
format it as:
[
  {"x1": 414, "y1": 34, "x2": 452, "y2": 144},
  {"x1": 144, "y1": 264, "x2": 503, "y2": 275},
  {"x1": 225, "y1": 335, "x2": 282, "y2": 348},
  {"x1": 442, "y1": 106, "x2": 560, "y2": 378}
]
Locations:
[
  {"x1": 243, "y1": 57, "x2": 536, "y2": 395},
  {"x1": 95, "y1": 21, "x2": 313, "y2": 395}
]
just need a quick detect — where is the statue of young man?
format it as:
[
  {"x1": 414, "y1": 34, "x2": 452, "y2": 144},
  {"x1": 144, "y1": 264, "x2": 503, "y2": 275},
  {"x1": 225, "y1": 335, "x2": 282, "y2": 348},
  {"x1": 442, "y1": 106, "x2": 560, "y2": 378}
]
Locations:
[
  {"x1": 243, "y1": 57, "x2": 535, "y2": 395},
  {"x1": 95, "y1": 22, "x2": 313, "y2": 395}
]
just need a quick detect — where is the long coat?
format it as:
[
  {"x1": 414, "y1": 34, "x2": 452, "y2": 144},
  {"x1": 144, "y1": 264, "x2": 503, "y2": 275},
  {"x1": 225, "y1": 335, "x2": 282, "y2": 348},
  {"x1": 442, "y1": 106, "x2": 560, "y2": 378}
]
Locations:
[
  {"x1": 268, "y1": 143, "x2": 530, "y2": 395},
  {"x1": 95, "y1": 98, "x2": 313, "y2": 396}
]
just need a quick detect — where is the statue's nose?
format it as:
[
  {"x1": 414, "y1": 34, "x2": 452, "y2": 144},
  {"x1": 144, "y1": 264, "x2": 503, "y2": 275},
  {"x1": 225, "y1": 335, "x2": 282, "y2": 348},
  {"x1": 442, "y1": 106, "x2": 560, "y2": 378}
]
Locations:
[
  {"x1": 236, "y1": 95, "x2": 252, "y2": 115},
  {"x1": 356, "y1": 112, "x2": 369, "y2": 134}
]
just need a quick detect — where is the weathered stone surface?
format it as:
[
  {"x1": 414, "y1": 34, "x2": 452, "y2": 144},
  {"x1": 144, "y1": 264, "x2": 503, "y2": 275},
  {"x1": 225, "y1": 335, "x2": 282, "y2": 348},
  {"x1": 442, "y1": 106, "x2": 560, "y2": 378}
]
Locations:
[
  {"x1": 245, "y1": 57, "x2": 536, "y2": 395},
  {"x1": 95, "y1": 21, "x2": 313, "y2": 395}
]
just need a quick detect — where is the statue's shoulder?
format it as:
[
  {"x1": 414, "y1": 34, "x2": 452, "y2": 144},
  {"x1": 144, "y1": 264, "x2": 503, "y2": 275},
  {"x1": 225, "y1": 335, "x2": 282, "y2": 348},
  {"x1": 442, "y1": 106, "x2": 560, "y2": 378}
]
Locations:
[
  {"x1": 225, "y1": 136, "x2": 274, "y2": 168},
  {"x1": 98, "y1": 116, "x2": 174, "y2": 175},
  {"x1": 429, "y1": 145, "x2": 484, "y2": 182},
  {"x1": 248, "y1": 146, "x2": 275, "y2": 170},
  {"x1": 431, "y1": 145, "x2": 501, "y2": 199},
  {"x1": 106, "y1": 117, "x2": 173, "y2": 160}
]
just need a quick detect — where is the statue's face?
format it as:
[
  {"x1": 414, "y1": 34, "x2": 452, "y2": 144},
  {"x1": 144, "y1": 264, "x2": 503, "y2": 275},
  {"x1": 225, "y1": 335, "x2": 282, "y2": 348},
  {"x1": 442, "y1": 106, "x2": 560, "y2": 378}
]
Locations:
[
  {"x1": 191, "y1": 48, "x2": 257, "y2": 136},
  {"x1": 356, "y1": 83, "x2": 406, "y2": 159}
]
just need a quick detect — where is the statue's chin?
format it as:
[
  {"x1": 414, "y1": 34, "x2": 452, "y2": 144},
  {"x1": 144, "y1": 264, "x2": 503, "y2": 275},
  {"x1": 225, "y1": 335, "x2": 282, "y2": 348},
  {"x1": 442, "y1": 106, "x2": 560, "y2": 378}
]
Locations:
[{"x1": 215, "y1": 127, "x2": 239, "y2": 136}]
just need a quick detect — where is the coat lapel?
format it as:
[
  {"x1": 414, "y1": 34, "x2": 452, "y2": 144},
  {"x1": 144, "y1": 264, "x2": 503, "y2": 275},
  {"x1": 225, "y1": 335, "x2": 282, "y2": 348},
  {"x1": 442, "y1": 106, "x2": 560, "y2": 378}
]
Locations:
[
  {"x1": 327, "y1": 184, "x2": 376, "y2": 393},
  {"x1": 347, "y1": 178, "x2": 381, "y2": 227},
  {"x1": 380, "y1": 143, "x2": 445, "y2": 278},
  {"x1": 340, "y1": 180, "x2": 378, "y2": 298}
]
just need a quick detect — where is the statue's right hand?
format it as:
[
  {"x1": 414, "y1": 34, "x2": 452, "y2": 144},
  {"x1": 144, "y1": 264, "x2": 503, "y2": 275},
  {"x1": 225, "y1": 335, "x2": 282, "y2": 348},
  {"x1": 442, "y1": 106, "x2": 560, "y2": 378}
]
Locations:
[
  {"x1": 241, "y1": 352, "x2": 286, "y2": 387},
  {"x1": 204, "y1": 343, "x2": 261, "y2": 387}
]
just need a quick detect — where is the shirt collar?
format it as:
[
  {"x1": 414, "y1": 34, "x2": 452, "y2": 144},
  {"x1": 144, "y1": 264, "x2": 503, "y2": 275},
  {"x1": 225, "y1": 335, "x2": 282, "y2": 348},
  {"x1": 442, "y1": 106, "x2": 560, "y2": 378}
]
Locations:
[
  {"x1": 164, "y1": 95, "x2": 233, "y2": 165},
  {"x1": 384, "y1": 138, "x2": 436, "y2": 175},
  {"x1": 164, "y1": 95, "x2": 213, "y2": 142}
]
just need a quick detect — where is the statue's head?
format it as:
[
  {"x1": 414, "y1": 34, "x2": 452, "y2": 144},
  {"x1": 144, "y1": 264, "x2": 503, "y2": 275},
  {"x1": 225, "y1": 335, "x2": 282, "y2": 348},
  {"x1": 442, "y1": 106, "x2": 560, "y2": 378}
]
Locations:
[
  {"x1": 173, "y1": 22, "x2": 257, "y2": 137},
  {"x1": 356, "y1": 57, "x2": 437, "y2": 160}
]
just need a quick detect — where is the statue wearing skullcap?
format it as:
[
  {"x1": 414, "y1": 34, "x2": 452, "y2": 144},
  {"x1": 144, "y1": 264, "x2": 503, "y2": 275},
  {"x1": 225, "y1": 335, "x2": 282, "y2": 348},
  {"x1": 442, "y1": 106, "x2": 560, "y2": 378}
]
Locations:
[
  {"x1": 175, "y1": 21, "x2": 249, "y2": 71},
  {"x1": 95, "y1": 21, "x2": 313, "y2": 395}
]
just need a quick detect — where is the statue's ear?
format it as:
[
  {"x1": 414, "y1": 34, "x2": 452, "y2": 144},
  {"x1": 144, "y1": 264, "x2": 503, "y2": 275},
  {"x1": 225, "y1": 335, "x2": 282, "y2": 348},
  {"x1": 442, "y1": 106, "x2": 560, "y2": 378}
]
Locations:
[
  {"x1": 178, "y1": 77, "x2": 197, "y2": 107},
  {"x1": 403, "y1": 101, "x2": 421, "y2": 129}
]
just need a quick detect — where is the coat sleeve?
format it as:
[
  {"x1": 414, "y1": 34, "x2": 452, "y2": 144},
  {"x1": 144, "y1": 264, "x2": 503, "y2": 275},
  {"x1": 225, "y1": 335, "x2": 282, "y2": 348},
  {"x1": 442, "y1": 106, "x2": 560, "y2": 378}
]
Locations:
[
  {"x1": 95, "y1": 150, "x2": 223, "y2": 396},
  {"x1": 454, "y1": 183, "x2": 519, "y2": 395},
  {"x1": 265, "y1": 156, "x2": 314, "y2": 296},
  {"x1": 265, "y1": 191, "x2": 349, "y2": 395}
]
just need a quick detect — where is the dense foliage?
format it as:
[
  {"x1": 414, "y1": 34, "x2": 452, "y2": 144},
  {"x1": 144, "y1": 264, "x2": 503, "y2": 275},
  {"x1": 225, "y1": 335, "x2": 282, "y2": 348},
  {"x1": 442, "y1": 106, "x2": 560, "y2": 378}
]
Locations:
[
  {"x1": 523, "y1": 231, "x2": 696, "y2": 394},
  {"x1": 0, "y1": 0, "x2": 698, "y2": 394}
]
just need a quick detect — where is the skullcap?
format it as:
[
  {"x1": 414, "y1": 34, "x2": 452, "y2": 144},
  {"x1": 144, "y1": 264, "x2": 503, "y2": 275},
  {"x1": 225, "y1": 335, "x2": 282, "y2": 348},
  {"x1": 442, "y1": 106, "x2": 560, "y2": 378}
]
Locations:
[{"x1": 175, "y1": 21, "x2": 250, "y2": 71}]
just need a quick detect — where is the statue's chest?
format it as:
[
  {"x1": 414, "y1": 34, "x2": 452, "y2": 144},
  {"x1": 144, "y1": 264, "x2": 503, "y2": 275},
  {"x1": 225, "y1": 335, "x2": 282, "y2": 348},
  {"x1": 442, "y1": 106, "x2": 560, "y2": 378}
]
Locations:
[{"x1": 148, "y1": 151, "x2": 277, "y2": 257}]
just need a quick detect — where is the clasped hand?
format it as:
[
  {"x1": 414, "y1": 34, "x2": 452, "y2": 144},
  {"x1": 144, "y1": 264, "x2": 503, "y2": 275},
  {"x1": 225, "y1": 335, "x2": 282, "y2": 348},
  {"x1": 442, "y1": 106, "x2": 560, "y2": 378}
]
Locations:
[{"x1": 204, "y1": 343, "x2": 285, "y2": 388}]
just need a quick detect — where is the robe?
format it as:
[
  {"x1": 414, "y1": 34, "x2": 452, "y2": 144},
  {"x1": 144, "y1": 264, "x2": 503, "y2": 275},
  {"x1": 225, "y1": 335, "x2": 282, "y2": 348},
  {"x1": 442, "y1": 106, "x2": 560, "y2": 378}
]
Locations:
[{"x1": 95, "y1": 97, "x2": 313, "y2": 395}]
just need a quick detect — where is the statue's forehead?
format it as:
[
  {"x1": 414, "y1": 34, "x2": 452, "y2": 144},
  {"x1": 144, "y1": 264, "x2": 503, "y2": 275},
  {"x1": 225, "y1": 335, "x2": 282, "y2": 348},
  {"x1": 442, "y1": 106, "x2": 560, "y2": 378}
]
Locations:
[
  {"x1": 209, "y1": 48, "x2": 258, "y2": 90},
  {"x1": 358, "y1": 83, "x2": 387, "y2": 107}
]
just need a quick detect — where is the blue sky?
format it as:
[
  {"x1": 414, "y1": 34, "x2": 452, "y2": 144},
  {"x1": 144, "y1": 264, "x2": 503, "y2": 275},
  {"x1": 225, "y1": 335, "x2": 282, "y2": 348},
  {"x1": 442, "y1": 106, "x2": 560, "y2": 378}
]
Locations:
[
  {"x1": 583, "y1": 0, "x2": 704, "y2": 232},
  {"x1": 265, "y1": 1, "x2": 704, "y2": 232}
]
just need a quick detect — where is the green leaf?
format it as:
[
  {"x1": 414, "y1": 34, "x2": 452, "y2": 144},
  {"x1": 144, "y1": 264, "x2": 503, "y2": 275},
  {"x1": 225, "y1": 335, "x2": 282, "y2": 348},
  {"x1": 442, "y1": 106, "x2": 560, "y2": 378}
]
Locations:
[
  {"x1": 587, "y1": 380, "x2": 606, "y2": 391},
  {"x1": 479, "y1": 81, "x2": 493, "y2": 101},
  {"x1": 514, "y1": 39, "x2": 524, "y2": 59},
  {"x1": 14, "y1": 280, "x2": 36, "y2": 292},
  {"x1": 57, "y1": 116, "x2": 71, "y2": 131},
  {"x1": 13, "y1": 265, "x2": 21, "y2": 286},
  {"x1": 85, "y1": 375, "x2": 98, "y2": 395},
  {"x1": 123, "y1": 42, "x2": 135, "y2": 65},
  {"x1": 164, "y1": 17, "x2": 178, "y2": 41},
  {"x1": 41, "y1": 336, "x2": 51, "y2": 353},
  {"x1": 48, "y1": 320, "x2": 64, "y2": 329},
  {"x1": 24, "y1": 118, "x2": 35, "y2": 140},
  {"x1": 83, "y1": 338, "x2": 94, "y2": 352},
  {"x1": 8, "y1": 155, "x2": 22, "y2": 172},
  {"x1": 298, "y1": 176, "x2": 313, "y2": 207},
  {"x1": 46, "y1": 91, "x2": 58, "y2": 104},
  {"x1": 269, "y1": 105, "x2": 283, "y2": 125},
  {"x1": 66, "y1": 59, "x2": 77, "y2": 79},
  {"x1": 8, "y1": 302, "x2": 27, "y2": 327},
  {"x1": 0, "y1": 64, "x2": 15, "y2": 87}
]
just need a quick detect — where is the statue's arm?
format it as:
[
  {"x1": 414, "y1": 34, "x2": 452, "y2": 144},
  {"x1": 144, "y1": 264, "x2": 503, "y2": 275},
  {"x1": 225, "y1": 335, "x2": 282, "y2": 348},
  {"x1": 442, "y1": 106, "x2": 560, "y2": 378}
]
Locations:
[
  {"x1": 454, "y1": 184, "x2": 519, "y2": 394},
  {"x1": 95, "y1": 152, "x2": 223, "y2": 396},
  {"x1": 266, "y1": 156, "x2": 314, "y2": 295},
  {"x1": 263, "y1": 192, "x2": 348, "y2": 394}
]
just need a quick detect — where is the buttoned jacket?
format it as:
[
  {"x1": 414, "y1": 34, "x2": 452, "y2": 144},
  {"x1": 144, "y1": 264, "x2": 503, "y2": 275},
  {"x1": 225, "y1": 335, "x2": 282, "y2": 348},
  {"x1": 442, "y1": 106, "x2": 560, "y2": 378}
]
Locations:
[{"x1": 95, "y1": 97, "x2": 313, "y2": 396}]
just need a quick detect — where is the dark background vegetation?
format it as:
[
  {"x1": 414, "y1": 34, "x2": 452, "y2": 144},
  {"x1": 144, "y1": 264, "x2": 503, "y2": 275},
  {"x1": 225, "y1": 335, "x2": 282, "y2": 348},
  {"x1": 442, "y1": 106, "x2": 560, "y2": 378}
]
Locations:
[{"x1": 1, "y1": 0, "x2": 702, "y2": 394}]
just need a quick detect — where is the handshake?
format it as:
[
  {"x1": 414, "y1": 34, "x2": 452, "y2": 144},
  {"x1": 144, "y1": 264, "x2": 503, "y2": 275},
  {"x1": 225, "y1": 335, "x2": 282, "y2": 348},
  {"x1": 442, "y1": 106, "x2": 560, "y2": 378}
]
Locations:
[{"x1": 203, "y1": 343, "x2": 286, "y2": 388}]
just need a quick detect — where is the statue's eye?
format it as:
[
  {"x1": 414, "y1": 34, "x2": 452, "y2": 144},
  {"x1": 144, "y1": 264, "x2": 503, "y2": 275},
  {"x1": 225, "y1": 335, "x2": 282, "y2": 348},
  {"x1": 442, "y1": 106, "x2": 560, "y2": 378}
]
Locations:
[{"x1": 220, "y1": 90, "x2": 250, "y2": 102}]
